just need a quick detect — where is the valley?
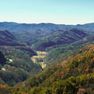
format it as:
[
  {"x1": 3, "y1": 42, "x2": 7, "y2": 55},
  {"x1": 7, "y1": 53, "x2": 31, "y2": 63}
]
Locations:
[
  {"x1": 0, "y1": 22, "x2": 94, "y2": 94},
  {"x1": 2, "y1": 44, "x2": 94, "y2": 94}
]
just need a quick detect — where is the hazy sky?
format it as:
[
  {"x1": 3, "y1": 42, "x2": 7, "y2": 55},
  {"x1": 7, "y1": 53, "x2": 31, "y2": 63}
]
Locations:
[{"x1": 0, "y1": 0, "x2": 94, "y2": 24}]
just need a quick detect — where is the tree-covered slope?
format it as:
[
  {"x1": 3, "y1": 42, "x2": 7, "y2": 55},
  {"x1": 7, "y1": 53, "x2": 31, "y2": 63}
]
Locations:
[
  {"x1": 32, "y1": 28, "x2": 88, "y2": 50},
  {"x1": 11, "y1": 44, "x2": 94, "y2": 94},
  {"x1": 0, "y1": 30, "x2": 42, "y2": 86},
  {"x1": 0, "y1": 30, "x2": 21, "y2": 46},
  {"x1": 0, "y1": 46, "x2": 41, "y2": 86}
]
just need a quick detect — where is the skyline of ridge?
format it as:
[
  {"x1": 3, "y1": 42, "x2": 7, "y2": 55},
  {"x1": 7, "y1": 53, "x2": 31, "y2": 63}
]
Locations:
[{"x1": 0, "y1": 21, "x2": 94, "y2": 25}]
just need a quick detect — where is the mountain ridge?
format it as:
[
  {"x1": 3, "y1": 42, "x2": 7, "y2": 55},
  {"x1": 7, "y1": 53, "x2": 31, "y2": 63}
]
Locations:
[{"x1": 1, "y1": 22, "x2": 94, "y2": 50}]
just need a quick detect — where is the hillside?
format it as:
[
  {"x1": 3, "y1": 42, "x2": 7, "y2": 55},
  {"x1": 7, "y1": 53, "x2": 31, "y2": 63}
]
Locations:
[
  {"x1": 31, "y1": 28, "x2": 88, "y2": 50},
  {"x1": 0, "y1": 46, "x2": 41, "y2": 86},
  {"x1": 0, "y1": 30, "x2": 42, "y2": 86},
  {"x1": 10, "y1": 44, "x2": 94, "y2": 94},
  {"x1": 0, "y1": 30, "x2": 20, "y2": 46}
]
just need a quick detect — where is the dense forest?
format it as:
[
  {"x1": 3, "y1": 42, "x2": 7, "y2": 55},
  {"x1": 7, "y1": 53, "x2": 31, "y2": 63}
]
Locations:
[{"x1": 0, "y1": 44, "x2": 94, "y2": 94}]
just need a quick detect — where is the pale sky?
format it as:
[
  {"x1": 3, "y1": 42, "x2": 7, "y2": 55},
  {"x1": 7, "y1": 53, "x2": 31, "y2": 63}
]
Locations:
[{"x1": 0, "y1": 0, "x2": 94, "y2": 24}]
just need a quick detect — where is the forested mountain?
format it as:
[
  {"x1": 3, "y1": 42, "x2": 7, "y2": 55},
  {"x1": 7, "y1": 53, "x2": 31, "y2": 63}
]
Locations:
[
  {"x1": 2, "y1": 44, "x2": 94, "y2": 94},
  {"x1": 0, "y1": 22, "x2": 94, "y2": 94}
]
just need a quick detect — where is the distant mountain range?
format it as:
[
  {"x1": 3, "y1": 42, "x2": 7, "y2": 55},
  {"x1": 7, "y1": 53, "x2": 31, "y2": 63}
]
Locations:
[
  {"x1": 0, "y1": 22, "x2": 94, "y2": 50},
  {"x1": 0, "y1": 22, "x2": 94, "y2": 32}
]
